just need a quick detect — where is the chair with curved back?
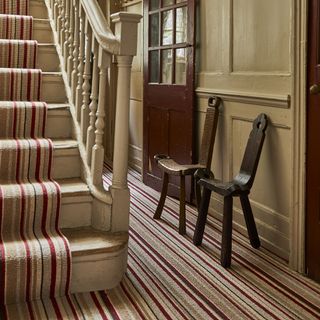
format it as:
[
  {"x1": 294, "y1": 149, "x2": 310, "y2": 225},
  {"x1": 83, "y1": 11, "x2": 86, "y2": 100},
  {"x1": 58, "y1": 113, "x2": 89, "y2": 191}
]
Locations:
[
  {"x1": 193, "y1": 113, "x2": 268, "y2": 267},
  {"x1": 153, "y1": 96, "x2": 222, "y2": 235}
]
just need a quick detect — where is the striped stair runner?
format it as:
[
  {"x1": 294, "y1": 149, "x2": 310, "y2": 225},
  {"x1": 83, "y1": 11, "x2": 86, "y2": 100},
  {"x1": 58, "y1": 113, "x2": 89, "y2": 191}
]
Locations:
[
  {"x1": 0, "y1": 0, "x2": 72, "y2": 317},
  {"x1": 0, "y1": 68, "x2": 42, "y2": 100},
  {"x1": 0, "y1": 14, "x2": 33, "y2": 40},
  {"x1": 0, "y1": 0, "x2": 29, "y2": 15},
  {"x1": 0, "y1": 40, "x2": 37, "y2": 68}
]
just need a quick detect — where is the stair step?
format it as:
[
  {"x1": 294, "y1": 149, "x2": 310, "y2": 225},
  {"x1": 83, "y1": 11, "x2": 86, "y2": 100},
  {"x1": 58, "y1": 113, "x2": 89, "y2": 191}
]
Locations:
[
  {"x1": 47, "y1": 104, "x2": 73, "y2": 139},
  {"x1": 58, "y1": 178, "x2": 92, "y2": 229},
  {"x1": 34, "y1": 19, "x2": 53, "y2": 43},
  {"x1": 30, "y1": 0, "x2": 49, "y2": 19},
  {"x1": 62, "y1": 227, "x2": 128, "y2": 292},
  {"x1": 42, "y1": 72, "x2": 67, "y2": 103},
  {"x1": 38, "y1": 44, "x2": 60, "y2": 72},
  {"x1": 52, "y1": 139, "x2": 81, "y2": 179}
]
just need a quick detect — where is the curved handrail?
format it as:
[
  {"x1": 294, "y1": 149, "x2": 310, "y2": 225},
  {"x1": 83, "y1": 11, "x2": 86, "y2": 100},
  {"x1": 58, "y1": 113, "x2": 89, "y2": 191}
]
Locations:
[{"x1": 80, "y1": 0, "x2": 120, "y2": 54}]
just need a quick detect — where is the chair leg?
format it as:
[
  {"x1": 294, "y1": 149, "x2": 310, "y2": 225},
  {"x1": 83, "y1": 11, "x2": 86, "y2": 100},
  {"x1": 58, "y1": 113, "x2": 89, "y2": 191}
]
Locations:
[
  {"x1": 193, "y1": 187, "x2": 212, "y2": 246},
  {"x1": 195, "y1": 176, "x2": 202, "y2": 209},
  {"x1": 179, "y1": 175, "x2": 186, "y2": 235},
  {"x1": 240, "y1": 194, "x2": 260, "y2": 248},
  {"x1": 221, "y1": 196, "x2": 233, "y2": 268},
  {"x1": 154, "y1": 172, "x2": 169, "y2": 220}
]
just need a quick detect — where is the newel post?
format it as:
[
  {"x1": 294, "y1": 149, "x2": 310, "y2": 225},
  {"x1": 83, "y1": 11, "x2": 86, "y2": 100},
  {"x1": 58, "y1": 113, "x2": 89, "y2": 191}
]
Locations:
[{"x1": 110, "y1": 12, "x2": 141, "y2": 232}]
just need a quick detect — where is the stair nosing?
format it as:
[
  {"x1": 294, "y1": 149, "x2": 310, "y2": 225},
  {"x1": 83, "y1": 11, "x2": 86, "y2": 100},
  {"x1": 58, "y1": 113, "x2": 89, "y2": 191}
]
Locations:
[{"x1": 62, "y1": 227, "x2": 128, "y2": 257}]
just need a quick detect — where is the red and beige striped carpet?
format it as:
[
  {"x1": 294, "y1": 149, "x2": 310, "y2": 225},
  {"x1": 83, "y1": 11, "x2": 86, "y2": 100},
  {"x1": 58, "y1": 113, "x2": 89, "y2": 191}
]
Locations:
[{"x1": 102, "y1": 167, "x2": 320, "y2": 320}]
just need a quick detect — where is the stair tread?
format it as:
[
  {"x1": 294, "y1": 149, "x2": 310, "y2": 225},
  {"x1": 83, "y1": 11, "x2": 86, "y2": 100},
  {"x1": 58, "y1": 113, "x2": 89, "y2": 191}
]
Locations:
[
  {"x1": 38, "y1": 43, "x2": 55, "y2": 48},
  {"x1": 58, "y1": 178, "x2": 90, "y2": 196},
  {"x1": 63, "y1": 227, "x2": 128, "y2": 256},
  {"x1": 47, "y1": 103, "x2": 69, "y2": 110},
  {"x1": 52, "y1": 139, "x2": 78, "y2": 149}
]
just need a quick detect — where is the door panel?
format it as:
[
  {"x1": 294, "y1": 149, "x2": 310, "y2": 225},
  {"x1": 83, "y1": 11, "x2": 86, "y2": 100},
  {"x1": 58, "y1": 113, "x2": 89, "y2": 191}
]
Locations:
[
  {"x1": 143, "y1": 0, "x2": 196, "y2": 199},
  {"x1": 306, "y1": 0, "x2": 320, "y2": 283}
]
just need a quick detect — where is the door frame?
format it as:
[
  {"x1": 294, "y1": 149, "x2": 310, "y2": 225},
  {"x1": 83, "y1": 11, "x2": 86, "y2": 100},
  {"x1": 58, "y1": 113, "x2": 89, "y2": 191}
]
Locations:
[{"x1": 290, "y1": 0, "x2": 308, "y2": 273}]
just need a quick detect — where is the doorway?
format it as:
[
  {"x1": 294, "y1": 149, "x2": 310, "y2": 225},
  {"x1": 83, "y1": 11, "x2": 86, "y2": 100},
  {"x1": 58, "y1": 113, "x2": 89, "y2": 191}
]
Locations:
[{"x1": 142, "y1": 0, "x2": 196, "y2": 200}]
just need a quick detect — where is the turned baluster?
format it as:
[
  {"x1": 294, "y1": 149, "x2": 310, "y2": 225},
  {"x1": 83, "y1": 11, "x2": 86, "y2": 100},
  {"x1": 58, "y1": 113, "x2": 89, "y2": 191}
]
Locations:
[
  {"x1": 71, "y1": 0, "x2": 79, "y2": 102},
  {"x1": 81, "y1": 20, "x2": 92, "y2": 144},
  {"x1": 50, "y1": 0, "x2": 54, "y2": 14},
  {"x1": 67, "y1": 0, "x2": 74, "y2": 82},
  {"x1": 86, "y1": 39, "x2": 99, "y2": 165},
  {"x1": 75, "y1": 7, "x2": 85, "y2": 122},
  {"x1": 59, "y1": 0, "x2": 65, "y2": 48},
  {"x1": 63, "y1": 0, "x2": 70, "y2": 64},
  {"x1": 57, "y1": 0, "x2": 62, "y2": 34},
  {"x1": 91, "y1": 49, "x2": 110, "y2": 186}
]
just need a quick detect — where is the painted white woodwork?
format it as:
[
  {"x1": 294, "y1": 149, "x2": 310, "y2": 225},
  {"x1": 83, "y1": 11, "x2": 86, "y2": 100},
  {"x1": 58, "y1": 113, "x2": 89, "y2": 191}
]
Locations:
[
  {"x1": 91, "y1": 49, "x2": 109, "y2": 186},
  {"x1": 71, "y1": 0, "x2": 79, "y2": 102},
  {"x1": 87, "y1": 40, "x2": 99, "y2": 165},
  {"x1": 44, "y1": 0, "x2": 141, "y2": 291},
  {"x1": 80, "y1": 20, "x2": 92, "y2": 144},
  {"x1": 76, "y1": 8, "x2": 85, "y2": 121}
]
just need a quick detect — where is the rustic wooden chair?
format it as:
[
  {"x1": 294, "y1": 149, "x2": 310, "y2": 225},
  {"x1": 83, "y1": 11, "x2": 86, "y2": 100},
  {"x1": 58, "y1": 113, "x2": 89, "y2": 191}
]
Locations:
[
  {"x1": 193, "y1": 113, "x2": 268, "y2": 267},
  {"x1": 153, "y1": 96, "x2": 222, "y2": 235}
]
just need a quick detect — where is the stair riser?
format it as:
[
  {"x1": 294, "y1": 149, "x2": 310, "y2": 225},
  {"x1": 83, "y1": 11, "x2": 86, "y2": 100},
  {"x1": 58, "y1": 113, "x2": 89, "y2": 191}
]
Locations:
[
  {"x1": 42, "y1": 73, "x2": 67, "y2": 103},
  {"x1": 60, "y1": 196, "x2": 92, "y2": 229},
  {"x1": 30, "y1": 1, "x2": 48, "y2": 19},
  {"x1": 53, "y1": 149, "x2": 81, "y2": 179},
  {"x1": 70, "y1": 247, "x2": 128, "y2": 293},
  {"x1": 47, "y1": 109, "x2": 73, "y2": 139},
  {"x1": 34, "y1": 20, "x2": 53, "y2": 43},
  {"x1": 37, "y1": 46, "x2": 60, "y2": 72}
]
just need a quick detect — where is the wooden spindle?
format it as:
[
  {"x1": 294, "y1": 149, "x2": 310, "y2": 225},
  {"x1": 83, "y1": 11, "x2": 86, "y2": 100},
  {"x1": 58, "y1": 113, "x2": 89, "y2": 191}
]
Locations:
[
  {"x1": 71, "y1": 0, "x2": 79, "y2": 103},
  {"x1": 81, "y1": 20, "x2": 92, "y2": 144},
  {"x1": 60, "y1": 0, "x2": 65, "y2": 49},
  {"x1": 86, "y1": 40, "x2": 99, "y2": 165},
  {"x1": 63, "y1": 0, "x2": 70, "y2": 65},
  {"x1": 67, "y1": 0, "x2": 74, "y2": 83},
  {"x1": 91, "y1": 49, "x2": 110, "y2": 186},
  {"x1": 75, "y1": 7, "x2": 85, "y2": 122},
  {"x1": 57, "y1": 0, "x2": 62, "y2": 34}
]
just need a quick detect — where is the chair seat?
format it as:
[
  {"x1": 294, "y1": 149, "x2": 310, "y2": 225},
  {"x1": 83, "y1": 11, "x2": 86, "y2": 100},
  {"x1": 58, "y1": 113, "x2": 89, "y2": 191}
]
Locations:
[
  {"x1": 157, "y1": 158, "x2": 206, "y2": 176},
  {"x1": 199, "y1": 177, "x2": 249, "y2": 197}
]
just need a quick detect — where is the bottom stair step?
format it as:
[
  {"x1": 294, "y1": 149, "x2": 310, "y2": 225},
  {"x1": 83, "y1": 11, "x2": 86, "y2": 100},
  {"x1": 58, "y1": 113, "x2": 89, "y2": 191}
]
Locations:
[{"x1": 63, "y1": 227, "x2": 128, "y2": 293}]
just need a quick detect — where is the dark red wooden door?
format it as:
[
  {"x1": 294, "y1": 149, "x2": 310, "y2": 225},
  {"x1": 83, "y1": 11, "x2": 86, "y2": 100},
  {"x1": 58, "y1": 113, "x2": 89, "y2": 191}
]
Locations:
[
  {"x1": 306, "y1": 0, "x2": 320, "y2": 283},
  {"x1": 143, "y1": 0, "x2": 196, "y2": 199}
]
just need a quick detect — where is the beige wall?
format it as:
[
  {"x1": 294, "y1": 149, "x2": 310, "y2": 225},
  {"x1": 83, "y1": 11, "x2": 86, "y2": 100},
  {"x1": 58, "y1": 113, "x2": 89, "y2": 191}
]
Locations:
[{"x1": 122, "y1": 0, "x2": 305, "y2": 263}]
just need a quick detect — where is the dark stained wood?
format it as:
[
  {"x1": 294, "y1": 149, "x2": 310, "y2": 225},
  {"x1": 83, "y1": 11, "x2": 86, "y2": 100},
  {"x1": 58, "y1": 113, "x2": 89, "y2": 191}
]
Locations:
[
  {"x1": 306, "y1": 0, "x2": 320, "y2": 283},
  {"x1": 143, "y1": 0, "x2": 196, "y2": 201},
  {"x1": 193, "y1": 114, "x2": 268, "y2": 268},
  {"x1": 153, "y1": 97, "x2": 221, "y2": 235}
]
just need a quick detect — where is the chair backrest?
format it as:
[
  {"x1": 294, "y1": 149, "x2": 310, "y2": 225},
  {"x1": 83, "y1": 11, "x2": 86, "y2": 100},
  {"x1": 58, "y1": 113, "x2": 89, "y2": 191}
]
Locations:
[
  {"x1": 236, "y1": 113, "x2": 268, "y2": 189},
  {"x1": 199, "y1": 96, "x2": 221, "y2": 169}
]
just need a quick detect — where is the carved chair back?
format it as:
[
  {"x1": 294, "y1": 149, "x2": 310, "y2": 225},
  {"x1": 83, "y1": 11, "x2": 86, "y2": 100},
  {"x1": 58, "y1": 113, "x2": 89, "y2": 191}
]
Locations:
[
  {"x1": 235, "y1": 113, "x2": 268, "y2": 189},
  {"x1": 199, "y1": 96, "x2": 221, "y2": 169}
]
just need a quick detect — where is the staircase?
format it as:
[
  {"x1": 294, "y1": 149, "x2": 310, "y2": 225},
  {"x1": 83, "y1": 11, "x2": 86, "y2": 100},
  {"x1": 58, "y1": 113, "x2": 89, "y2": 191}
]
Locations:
[{"x1": 0, "y1": 0, "x2": 140, "y2": 307}]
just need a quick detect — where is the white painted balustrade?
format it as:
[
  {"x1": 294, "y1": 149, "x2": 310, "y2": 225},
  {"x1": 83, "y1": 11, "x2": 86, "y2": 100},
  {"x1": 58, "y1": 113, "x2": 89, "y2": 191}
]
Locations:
[{"x1": 47, "y1": 0, "x2": 141, "y2": 231}]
